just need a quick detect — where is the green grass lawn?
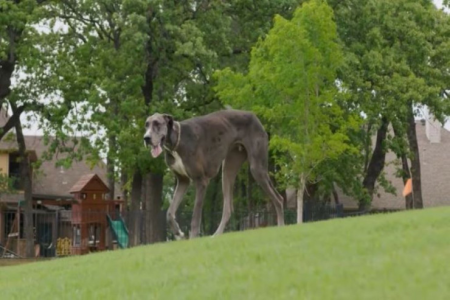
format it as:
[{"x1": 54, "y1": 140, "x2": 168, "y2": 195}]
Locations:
[{"x1": 1, "y1": 207, "x2": 450, "y2": 300}]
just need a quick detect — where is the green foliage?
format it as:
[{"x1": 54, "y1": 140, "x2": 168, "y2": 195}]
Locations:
[
  {"x1": 216, "y1": 0, "x2": 362, "y2": 194},
  {"x1": 35, "y1": 0, "x2": 300, "y2": 178},
  {"x1": 0, "y1": 173, "x2": 17, "y2": 195},
  {"x1": 0, "y1": 0, "x2": 57, "y2": 201},
  {"x1": 0, "y1": 0, "x2": 49, "y2": 107},
  {"x1": 5, "y1": 0, "x2": 448, "y2": 210},
  {"x1": 327, "y1": 0, "x2": 450, "y2": 198},
  {"x1": 31, "y1": 0, "x2": 300, "y2": 209}
]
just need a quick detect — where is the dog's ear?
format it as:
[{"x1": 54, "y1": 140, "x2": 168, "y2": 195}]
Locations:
[{"x1": 163, "y1": 114, "x2": 174, "y2": 129}]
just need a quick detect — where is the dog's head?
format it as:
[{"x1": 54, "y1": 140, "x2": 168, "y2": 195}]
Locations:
[{"x1": 143, "y1": 113, "x2": 174, "y2": 158}]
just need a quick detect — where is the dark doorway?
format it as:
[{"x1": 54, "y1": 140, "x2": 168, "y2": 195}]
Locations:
[{"x1": 37, "y1": 222, "x2": 54, "y2": 257}]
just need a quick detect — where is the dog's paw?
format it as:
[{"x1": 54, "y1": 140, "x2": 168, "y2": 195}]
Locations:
[{"x1": 175, "y1": 231, "x2": 185, "y2": 241}]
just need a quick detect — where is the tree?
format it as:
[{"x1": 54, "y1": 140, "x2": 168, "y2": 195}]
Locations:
[
  {"x1": 215, "y1": 0, "x2": 362, "y2": 223},
  {"x1": 0, "y1": 0, "x2": 49, "y2": 138},
  {"x1": 326, "y1": 0, "x2": 450, "y2": 209},
  {"x1": 0, "y1": 0, "x2": 52, "y2": 257},
  {"x1": 36, "y1": 0, "x2": 301, "y2": 241}
]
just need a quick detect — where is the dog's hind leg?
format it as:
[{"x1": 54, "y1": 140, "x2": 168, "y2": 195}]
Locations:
[
  {"x1": 247, "y1": 139, "x2": 285, "y2": 227},
  {"x1": 213, "y1": 145, "x2": 247, "y2": 236},
  {"x1": 250, "y1": 164, "x2": 285, "y2": 226},
  {"x1": 167, "y1": 175, "x2": 190, "y2": 240}
]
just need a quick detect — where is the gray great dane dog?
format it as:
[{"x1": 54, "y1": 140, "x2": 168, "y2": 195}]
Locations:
[{"x1": 143, "y1": 109, "x2": 285, "y2": 239}]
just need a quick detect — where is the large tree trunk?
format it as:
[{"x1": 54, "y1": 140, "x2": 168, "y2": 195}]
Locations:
[
  {"x1": 392, "y1": 123, "x2": 414, "y2": 209},
  {"x1": 363, "y1": 123, "x2": 373, "y2": 173},
  {"x1": 332, "y1": 185, "x2": 339, "y2": 205},
  {"x1": 128, "y1": 171, "x2": 142, "y2": 247},
  {"x1": 143, "y1": 173, "x2": 165, "y2": 243},
  {"x1": 406, "y1": 108, "x2": 423, "y2": 209},
  {"x1": 297, "y1": 174, "x2": 306, "y2": 224},
  {"x1": 401, "y1": 153, "x2": 414, "y2": 209},
  {"x1": 106, "y1": 135, "x2": 116, "y2": 200},
  {"x1": 121, "y1": 170, "x2": 128, "y2": 203},
  {"x1": 0, "y1": 59, "x2": 14, "y2": 103},
  {"x1": 0, "y1": 62, "x2": 26, "y2": 141},
  {"x1": 15, "y1": 118, "x2": 34, "y2": 258},
  {"x1": 360, "y1": 116, "x2": 389, "y2": 210},
  {"x1": 139, "y1": 24, "x2": 164, "y2": 243}
]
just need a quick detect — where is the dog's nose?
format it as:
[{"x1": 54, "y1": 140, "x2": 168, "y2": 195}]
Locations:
[{"x1": 143, "y1": 136, "x2": 151, "y2": 144}]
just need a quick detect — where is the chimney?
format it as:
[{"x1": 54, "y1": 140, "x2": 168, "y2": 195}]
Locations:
[{"x1": 425, "y1": 113, "x2": 441, "y2": 143}]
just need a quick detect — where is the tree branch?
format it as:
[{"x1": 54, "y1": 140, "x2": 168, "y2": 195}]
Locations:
[
  {"x1": 0, "y1": 104, "x2": 25, "y2": 141},
  {"x1": 61, "y1": 0, "x2": 114, "y2": 42}
]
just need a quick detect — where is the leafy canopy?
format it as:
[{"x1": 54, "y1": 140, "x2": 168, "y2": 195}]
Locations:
[{"x1": 215, "y1": 0, "x2": 361, "y2": 190}]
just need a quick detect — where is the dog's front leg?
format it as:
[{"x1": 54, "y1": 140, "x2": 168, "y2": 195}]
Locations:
[
  {"x1": 189, "y1": 179, "x2": 209, "y2": 239},
  {"x1": 167, "y1": 176, "x2": 190, "y2": 240}
]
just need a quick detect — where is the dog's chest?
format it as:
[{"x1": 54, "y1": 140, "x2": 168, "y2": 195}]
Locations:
[{"x1": 169, "y1": 151, "x2": 189, "y2": 178}]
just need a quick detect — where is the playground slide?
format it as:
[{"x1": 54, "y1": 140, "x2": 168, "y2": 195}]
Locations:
[{"x1": 107, "y1": 215, "x2": 129, "y2": 249}]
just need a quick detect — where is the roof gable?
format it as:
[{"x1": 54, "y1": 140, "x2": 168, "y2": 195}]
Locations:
[
  {"x1": 0, "y1": 134, "x2": 122, "y2": 198},
  {"x1": 69, "y1": 174, "x2": 110, "y2": 194}
]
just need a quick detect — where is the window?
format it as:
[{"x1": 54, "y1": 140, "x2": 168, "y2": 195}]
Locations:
[{"x1": 73, "y1": 226, "x2": 81, "y2": 246}]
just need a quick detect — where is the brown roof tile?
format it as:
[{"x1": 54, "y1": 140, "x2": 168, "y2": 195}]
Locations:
[{"x1": 0, "y1": 135, "x2": 122, "y2": 202}]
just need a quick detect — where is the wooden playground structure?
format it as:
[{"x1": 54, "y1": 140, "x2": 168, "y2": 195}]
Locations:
[
  {"x1": 0, "y1": 174, "x2": 128, "y2": 258},
  {"x1": 0, "y1": 206, "x2": 25, "y2": 258},
  {"x1": 70, "y1": 174, "x2": 128, "y2": 255}
]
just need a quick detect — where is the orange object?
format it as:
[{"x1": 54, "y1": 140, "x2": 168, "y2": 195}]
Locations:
[{"x1": 402, "y1": 178, "x2": 412, "y2": 197}]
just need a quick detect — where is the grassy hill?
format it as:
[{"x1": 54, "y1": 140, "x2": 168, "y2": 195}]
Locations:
[{"x1": 1, "y1": 207, "x2": 450, "y2": 300}]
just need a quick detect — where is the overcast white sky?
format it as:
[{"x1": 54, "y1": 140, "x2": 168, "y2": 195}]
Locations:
[
  {"x1": 19, "y1": 0, "x2": 449, "y2": 135},
  {"x1": 435, "y1": 0, "x2": 447, "y2": 10}
]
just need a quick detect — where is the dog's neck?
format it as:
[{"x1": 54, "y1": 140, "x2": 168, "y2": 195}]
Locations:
[{"x1": 164, "y1": 121, "x2": 181, "y2": 153}]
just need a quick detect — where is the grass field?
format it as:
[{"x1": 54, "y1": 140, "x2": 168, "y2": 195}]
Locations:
[
  {"x1": 1, "y1": 207, "x2": 450, "y2": 300},
  {"x1": 0, "y1": 258, "x2": 51, "y2": 267}
]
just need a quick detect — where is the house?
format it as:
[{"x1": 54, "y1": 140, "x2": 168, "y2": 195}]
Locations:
[
  {"x1": 339, "y1": 115, "x2": 450, "y2": 210},
  {"x1": 0, "y1": 111, "x2": 125, "y2": 257},
  {"x1": 285, "y1": 114, "x2": 450, "y2": 211}
]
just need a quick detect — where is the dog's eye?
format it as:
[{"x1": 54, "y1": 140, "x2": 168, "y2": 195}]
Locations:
[
  {"x1": 145, "y1": 121, "x2": 149, "y2": 128},
  {"x1": 153, "y1": 121, "x2": 159, "y2": 127}
]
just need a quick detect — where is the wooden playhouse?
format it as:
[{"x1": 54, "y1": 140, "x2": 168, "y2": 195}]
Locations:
[{"x1": 69, "y1": 174, "x2": 128, "y2": 255}]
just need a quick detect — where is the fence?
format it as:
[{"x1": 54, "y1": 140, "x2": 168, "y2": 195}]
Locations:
[{"x1": 0, "y1": 203, "x2": 399, "y2": 259}]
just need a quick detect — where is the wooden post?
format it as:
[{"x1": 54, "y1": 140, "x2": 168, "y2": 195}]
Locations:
[
  {"x1": 0, "y1": 205, "x2": 4, "y2": 245},
  {"x1": 17, "y1": 205, "x2": 21, "y2": 254}
]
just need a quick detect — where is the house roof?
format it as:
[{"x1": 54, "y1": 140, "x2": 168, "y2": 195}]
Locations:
[
  {"x1": 0, "y1": 135, "x2": 122, "y2": 203},
  {"x1": 0, "y1": 134, "x2": 39, "y2": 162},
  {"x1": 69, "y1": 173, "x2": 110, "y2": 193}
]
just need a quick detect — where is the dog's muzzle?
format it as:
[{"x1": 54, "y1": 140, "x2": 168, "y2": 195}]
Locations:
[{"x1": 143, "y1": 136, "x2": 151, "y2": 147}]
